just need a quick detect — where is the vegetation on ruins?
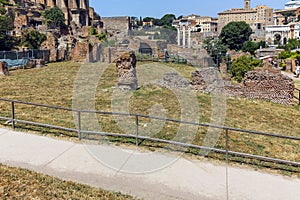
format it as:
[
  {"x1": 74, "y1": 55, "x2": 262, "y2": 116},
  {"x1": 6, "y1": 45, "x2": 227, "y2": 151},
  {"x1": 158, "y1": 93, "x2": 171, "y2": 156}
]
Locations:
[
  {"x1": 21, "y1": 30, "x2": 47, "y2": 49},
  {"x1": 43, "y1": 6, "x2": 66, "y2": 28},
  {"x1": 203, "y1": 37, "x2": 228, "y2": 66},
  {"x1": 278, "y1": 38, "x2": 300, "y2": 51},
  {"x1": 0, "y1": 4, "x2": 15, "y2": 50},
  {"x1": 230, "y1": 55, "x2": 262, "y2": 82},
  {"x1": 241, "y1": 40, "x2": 266, "y2": 55}
]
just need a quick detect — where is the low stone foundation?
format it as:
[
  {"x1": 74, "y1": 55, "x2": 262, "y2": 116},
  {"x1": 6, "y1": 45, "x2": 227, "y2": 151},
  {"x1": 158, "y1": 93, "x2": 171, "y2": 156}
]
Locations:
[
  {"x1": 0, "y1": 61, "x2": 9, "y2": 76},
  {"x1": 116, "y1": 52, "x2": 138, "y2": 90}
]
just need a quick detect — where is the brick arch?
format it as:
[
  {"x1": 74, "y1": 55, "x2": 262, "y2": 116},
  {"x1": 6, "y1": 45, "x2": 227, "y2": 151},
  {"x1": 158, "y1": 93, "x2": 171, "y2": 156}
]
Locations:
[{"x1": 139, "y1": 42, "x2": 152, "y2": 55}]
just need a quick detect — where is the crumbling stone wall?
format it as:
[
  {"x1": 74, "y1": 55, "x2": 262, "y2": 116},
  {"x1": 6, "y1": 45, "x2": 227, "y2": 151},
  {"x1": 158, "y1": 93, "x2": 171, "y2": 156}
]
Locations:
[
  {"x1": 191, "y1": 68, "x2": 294, "y2": 105},
  {"x1": 241, "y1": 70, "x2": 294, "y2": 105},
  {"x1": 190, "y1": 68, "x2": 224, "y2": 93},
  {"x1": 224, "y1": 69, "x2": 295, "y2": 105},
  {"x1": 102, "y1": 17, "x2": 131, "y2": 35},
  {"x1": 116, "y1": 52, "x2": 138, "y2": 90},
  {"x1": 40, "y1": 33, "x2": 58, "y2": 62}
]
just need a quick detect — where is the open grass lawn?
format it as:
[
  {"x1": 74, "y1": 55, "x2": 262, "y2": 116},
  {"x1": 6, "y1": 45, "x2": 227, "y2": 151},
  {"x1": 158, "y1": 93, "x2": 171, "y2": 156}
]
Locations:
[
  {"x1": 0, "y1": 164, "x2": 136, "y2": 199},
  {"x1": 0, "y1": 61, "x2": 299, "y2": 175}
]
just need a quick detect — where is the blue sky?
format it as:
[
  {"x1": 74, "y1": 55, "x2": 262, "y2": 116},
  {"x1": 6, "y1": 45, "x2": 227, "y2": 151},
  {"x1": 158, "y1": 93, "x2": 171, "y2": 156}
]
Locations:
[{"x1": 91, "y1": 0, "x2": 285, "y2": 18}]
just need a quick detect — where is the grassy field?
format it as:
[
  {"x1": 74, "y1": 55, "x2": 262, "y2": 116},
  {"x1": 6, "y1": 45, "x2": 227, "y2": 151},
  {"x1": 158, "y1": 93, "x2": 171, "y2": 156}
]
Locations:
[
  {"x1": 0, "y1": 61, "x2": 299, "y2": 175},
  {"x1": 0, "y1": 164, "x2": 136, "y2": 199}
]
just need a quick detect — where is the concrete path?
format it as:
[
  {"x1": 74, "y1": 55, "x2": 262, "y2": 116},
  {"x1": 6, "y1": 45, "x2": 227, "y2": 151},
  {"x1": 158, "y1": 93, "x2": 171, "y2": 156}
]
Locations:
[
  {"x1": 0, "y1": 128, "x2": 299, "y2": 200},
  {"x1": 282, "y1": 71, "x2": 300, "y2": 81}
]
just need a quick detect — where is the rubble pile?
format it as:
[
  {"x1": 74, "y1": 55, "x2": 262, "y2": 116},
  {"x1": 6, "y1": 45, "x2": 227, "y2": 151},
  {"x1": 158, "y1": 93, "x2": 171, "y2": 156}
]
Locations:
[
  {"x1": 190, "y1": 67, "x2": 225, "y2": 93},
  {"x1": 242, "y1": 70, "x2": 294, "y2": 105},
  {"x1": 156, "y1": 72, "x2": 190, "y2": 89}
]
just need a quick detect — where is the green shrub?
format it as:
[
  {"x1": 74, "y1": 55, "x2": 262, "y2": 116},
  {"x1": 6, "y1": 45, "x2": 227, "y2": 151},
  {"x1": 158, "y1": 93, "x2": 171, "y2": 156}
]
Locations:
[{"x1": 230, "y1": 55, "x2": 262, "y2": 82}]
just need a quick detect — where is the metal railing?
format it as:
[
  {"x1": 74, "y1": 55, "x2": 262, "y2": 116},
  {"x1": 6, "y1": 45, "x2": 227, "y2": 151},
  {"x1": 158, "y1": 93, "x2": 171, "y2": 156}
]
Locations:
[
  {"x1": 0, "y1": 98, "x2": 299, "y2": 168},
  {"x1": 0, "y1": 49, "x2": 50, "y2": 62}
]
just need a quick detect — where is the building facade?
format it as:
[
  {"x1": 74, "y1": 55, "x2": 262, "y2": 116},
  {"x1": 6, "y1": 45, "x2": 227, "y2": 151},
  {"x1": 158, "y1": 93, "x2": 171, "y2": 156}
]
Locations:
[
  {"x1": 266, "y1": 0, "x2": 300, "y2": 45},
  {"x1": 218, "y1": 0, "x2": 273, "y2": 41}
]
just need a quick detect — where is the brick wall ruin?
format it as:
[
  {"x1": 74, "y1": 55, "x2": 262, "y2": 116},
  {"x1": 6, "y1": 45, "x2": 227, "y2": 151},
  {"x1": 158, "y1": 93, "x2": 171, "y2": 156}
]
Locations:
[
  {"x1": 241, "y1": 70, "x2": 294, "y2": 105},
  {"x1": 102, "y1": 17, "x2": 131, "y2": 35},
  {"x1": 226, "y1": 69, "x2": 295, "y2": 105},
  {"x1": 190, "y1": 68, "x2": 294, "y2": 105}
]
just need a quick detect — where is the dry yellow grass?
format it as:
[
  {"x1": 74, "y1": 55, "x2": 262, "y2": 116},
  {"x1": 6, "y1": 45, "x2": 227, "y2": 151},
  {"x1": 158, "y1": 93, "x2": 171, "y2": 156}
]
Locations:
[
  {"x1": 0, "y1": 61, "x2": 299, "y2": 174},
  {"x1": 0, "y1": 164, "x2": 136, "y2": 199}
]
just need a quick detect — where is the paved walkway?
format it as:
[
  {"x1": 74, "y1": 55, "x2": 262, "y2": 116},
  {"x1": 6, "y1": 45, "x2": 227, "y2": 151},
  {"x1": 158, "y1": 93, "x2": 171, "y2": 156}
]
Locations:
[
  {"x1": 0, "y1": 128, "x2": 299, "y2": 200},
  {"x1": 282, "y1": 71, "x2": 300, "y2": 81}
]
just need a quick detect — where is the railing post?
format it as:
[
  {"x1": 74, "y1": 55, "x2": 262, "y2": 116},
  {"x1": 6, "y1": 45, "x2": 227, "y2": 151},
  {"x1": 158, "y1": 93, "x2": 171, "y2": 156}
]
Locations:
[
  {"x1": 77, "y1": 111, "x2": 81, "y2": 140},
  {"x1": 11, "y1": 101, "x2": 15, "y2": 129},
  {"x1": 225, "y1": 129, "x2": 229, "y2": 161},
  {"x1": 135, "y1": 115, "x2": 139, "y2": 147},
  {"x1": 298, "y1": 89, "x2": 300, "y2": 105},
  {"x1": 225, "y1": 128, "x2": 229, "y2": 200}
]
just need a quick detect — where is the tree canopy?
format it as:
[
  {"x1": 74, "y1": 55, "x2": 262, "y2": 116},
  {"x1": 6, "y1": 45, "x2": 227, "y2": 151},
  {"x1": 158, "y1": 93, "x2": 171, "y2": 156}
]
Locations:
[
  {"x1": 219, "y1": 21, "x2": 253, "y2": 51},
  {"x1": 203, "y1": 37, "x2": 228, "y2": 67},
  {"x1": 0, "y1": 14, "x2": 14, "y2": 50},
  {"x1": 21, "y1": 30, "x2": 46, "y2": 49},
  {"x1": 43, "y1": 6, "x2": 66, "y2": 28}
]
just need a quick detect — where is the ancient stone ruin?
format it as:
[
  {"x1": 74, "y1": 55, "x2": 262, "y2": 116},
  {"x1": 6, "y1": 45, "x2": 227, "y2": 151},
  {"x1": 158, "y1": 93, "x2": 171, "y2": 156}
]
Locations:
[
  {"x1": 190, "y1": 67, "x2": 225, "y2": 93},
  {"x1": 116, "y1": 52, "x2": 138, "y2": 90},
  {"x1": 190, "y1": 67, "x2": 294, "y2": 105},
  {"x1": 0, "y1": 61, "x2": 9, "y2": 76},
  {"x1": 224, "y1": 69, "x2": 295, "y2": 105},
  {"x1": 241, "y1": 69, "x2": 294, "y2": 105},
  {"x1": 0, "y1": 62, "x2": 9, "y2": 76},
  {"x1": 156, "y1": 72, "x2": 190, "y2": 89}
]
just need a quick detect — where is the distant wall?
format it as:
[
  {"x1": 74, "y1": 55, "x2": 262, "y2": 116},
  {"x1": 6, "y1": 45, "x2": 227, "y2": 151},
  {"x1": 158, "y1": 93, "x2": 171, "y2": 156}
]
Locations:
[{"x1": 102, "y1": 17, "x2": 131, "y2": 34}]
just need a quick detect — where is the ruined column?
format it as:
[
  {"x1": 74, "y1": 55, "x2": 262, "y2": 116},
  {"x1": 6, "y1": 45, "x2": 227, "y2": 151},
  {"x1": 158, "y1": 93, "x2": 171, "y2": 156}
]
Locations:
[
  {"x1": 188, "y1": 28, "x2": 191, "y2": 48},
  {"x1": 182, "y1": 26, "x2": 186, "y2": 48},
  {"x1": 177, "y1": 27, "x2": 181, "y2": 46},
  {"x1": 116, "y1": 52, "x2": 138, "y2": 91}
]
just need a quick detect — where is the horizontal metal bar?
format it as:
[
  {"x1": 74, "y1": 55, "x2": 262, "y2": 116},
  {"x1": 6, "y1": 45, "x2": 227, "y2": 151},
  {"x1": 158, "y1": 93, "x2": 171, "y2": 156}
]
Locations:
[
  {"x1": 0, "y1": 98, "x2": 74, "y2": 112},
  {"x1": 79, "y1": 130, "x2": 300, "y2": 167},
  {"x1": 0, "y1": 98, "x2": 300, "y2": 168},
  {"x1": 0, "y1": 98, "x2": 299, "y2": 140},
  {"x1": 227, "y1": 150, "x2": 300, "y2": 167},
  {"x1": 14, "y1": 119, "x2": 77, "y2": 133}
]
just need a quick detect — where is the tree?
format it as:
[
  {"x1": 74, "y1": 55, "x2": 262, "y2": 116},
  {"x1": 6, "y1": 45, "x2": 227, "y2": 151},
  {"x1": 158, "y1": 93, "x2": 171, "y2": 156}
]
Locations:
[
  {"x1": 284, "y1": 38, "x2": 300, "y2": 51},
  {"x1": 158, "y1": 14, "x2": 176, "y2": 27},
  {"x1": 43, "y1": 6, "x2": 66, "y2": 28},
  {"x1": 230, "y1": 55, "x2": 262, "y2": 82},
  {"x1": 0, "y1": 0, "x2": 9, "y2": 6},
  {"x1": 219, "y1": 21, "x2": 253, "y2": 51},
  {"x1": 241, "y1": 41, "x2": 265, "y2": 55},
  {"x1": 203, "y1": 37, "x2": 228, "y2": 67},
  {"x1": 0, "y1": 14, "x2": 15, "y2": 50},
  {"x1": 21, "y1": 30, "x2": 46, "y2": 49}
]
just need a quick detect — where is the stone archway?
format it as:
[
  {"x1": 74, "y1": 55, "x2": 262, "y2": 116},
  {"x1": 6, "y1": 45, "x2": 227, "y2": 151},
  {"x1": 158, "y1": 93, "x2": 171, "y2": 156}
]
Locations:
[
  {"x1": 139, "y1": 42, "x2": 152, "y2": 55},
  {"x1": 274, "y1": 33, "x2": 282, "y2": 45},
  {"x1": 283, "y1": 37, "x2": 288, "y2": 45}
]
